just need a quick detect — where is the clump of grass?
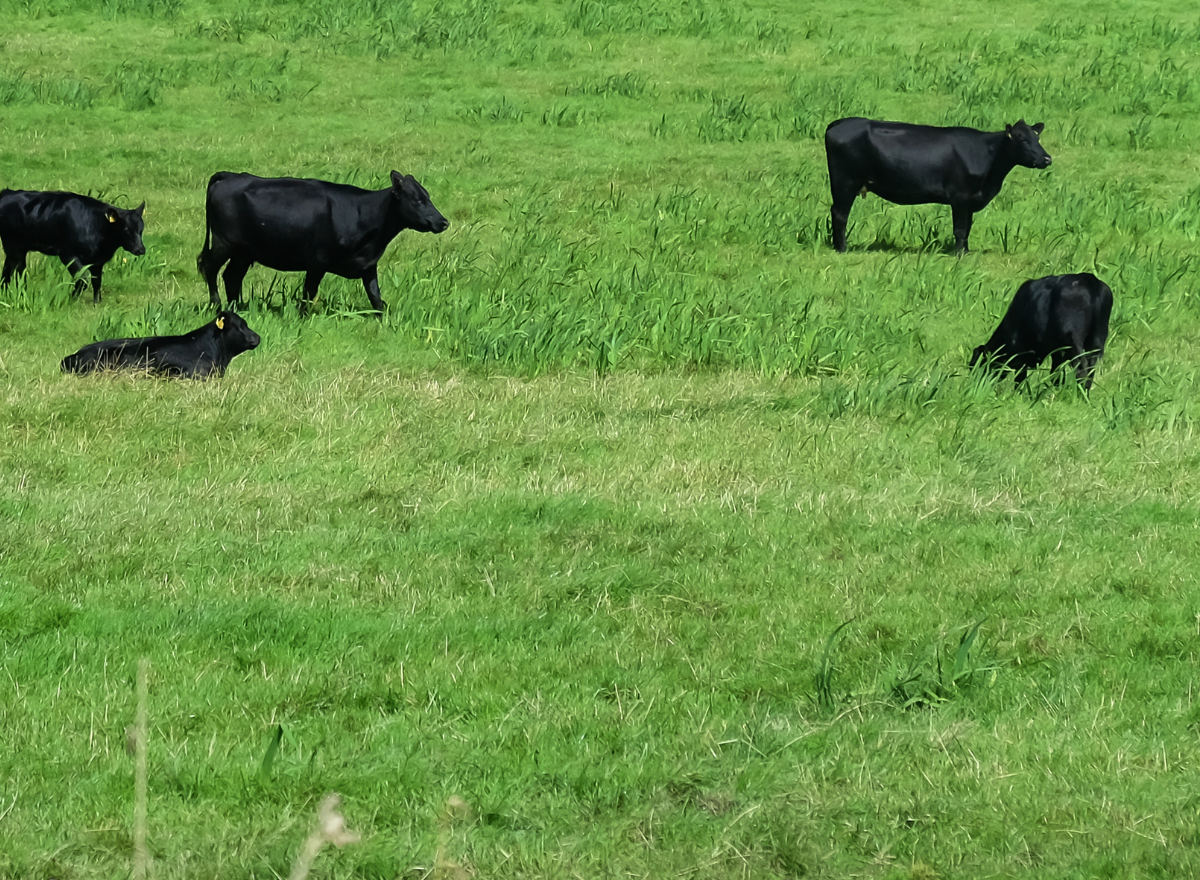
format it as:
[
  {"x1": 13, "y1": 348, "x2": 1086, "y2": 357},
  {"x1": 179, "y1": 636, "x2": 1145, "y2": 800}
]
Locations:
[
  {"x1": 565, "y1": 70, "x2": 652, "y2": 99},
  {"x1": 193, "y1": 10, "x2": 273, "y2": 42},
  {"x1": 697, "y1": 93, "x2": 762, "y2": 143},
  {"x1": 888, "y1": 617, "x2": 995, "y2": 709},
  {"x1": 0, "y1": 69, "x2": 95, "y2": 108},
  {"x1": 815, "y1": 619, "x2": 854, "y2": 712}
]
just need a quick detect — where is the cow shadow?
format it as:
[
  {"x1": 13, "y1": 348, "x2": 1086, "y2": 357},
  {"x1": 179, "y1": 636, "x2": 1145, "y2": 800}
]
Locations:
[{"x1": 860, "y1": 238, "x2": 958, "y2": 256}]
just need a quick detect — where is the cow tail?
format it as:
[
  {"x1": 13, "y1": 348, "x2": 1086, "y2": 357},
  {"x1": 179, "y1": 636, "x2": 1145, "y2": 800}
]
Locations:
[
  {"x1": 196, "y1": 224, "x2": 212, "y2": 277},
  {"x1": 196, "y1": 176, "x2": 223, "y2": 277}
]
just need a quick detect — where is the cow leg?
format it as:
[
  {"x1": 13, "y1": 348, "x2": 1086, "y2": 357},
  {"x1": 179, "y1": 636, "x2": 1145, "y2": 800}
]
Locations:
[
  {"x1": 89, "y1": 266, "x2": 104, "y2": 304},
  {"x1": 951, "y1": 205, "x2": 973, "y2": 253},
  {"x1": 222, "y1": 259, "x2": 251, "y2": 307},
  {"x1": 1079, "y1": 324, "x2": 1107, "y2": 390},
  {"x1": 1049, "y1": 349, "x2": 1072, "y2": 385},
  {"x1": 361, "y1": 267, "x2": 386, "y2": 314},
  {"x1": 198, "y1": 250, "x2": 226, "y2": 308},
  {"x1": 1, "y1": 249, "x2": 27, "y2": 286},
  {"x1": 1011, "y1": 355, "x2": 1036, "y2": 387},
  {"x1": 1071, "y1": 351, "x2": 1101, "y2": 390},
  {"x1": 62, "y1": 257, "x2": 88, "y2": 298},
  {"x1": 300, "y1": 270, "x2": 325, "y2": 316},
  {"x1": 829, "y1": 185, "x2": 858, "y2": 253}
]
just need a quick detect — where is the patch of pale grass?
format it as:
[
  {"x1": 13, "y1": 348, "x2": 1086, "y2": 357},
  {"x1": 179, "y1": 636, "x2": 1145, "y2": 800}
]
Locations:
[{"x1": 288, "y1": 794, "x2": 360, "y2": 880}]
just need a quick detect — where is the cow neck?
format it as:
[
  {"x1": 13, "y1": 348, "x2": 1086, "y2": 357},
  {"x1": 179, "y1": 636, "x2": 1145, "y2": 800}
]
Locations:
[
  {"x1": 980, "y1": 131, "x2": 1020, "y2": 202},
  {"x1": 373, "y1": 186, "x2": 410, "y2": 239}
]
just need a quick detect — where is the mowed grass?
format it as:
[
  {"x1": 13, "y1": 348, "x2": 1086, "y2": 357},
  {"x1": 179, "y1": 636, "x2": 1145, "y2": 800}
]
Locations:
[{"x1": 3, "y1": 1, "x2": 1200, "y2": 878}]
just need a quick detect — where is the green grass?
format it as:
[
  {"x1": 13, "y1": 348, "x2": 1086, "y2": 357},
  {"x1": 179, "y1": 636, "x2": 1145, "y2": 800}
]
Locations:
[{"x1": 4, "y1": 1, "x2": 1200, "y2": 878}]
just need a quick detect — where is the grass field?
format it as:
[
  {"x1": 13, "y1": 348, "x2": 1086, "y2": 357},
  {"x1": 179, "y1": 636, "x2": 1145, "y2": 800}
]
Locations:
[{"x1": 3, "y1": 1, "x2": 1200, "y2": 877}]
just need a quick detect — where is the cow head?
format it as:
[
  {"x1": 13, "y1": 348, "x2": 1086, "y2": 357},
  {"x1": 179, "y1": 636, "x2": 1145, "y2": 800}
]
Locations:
[
  {"x1": 390, "y1": 171, "x2": 450, "y2": 234},
  {"x1": 215, "y1": 310, "x2": 261, "y2": 355},
  {"x1": 107, "y1": 201, "x2": 147, "y2": 256},
  {"x1": 1005, "y1": 120, "x2": 1052, "y2": 169}
]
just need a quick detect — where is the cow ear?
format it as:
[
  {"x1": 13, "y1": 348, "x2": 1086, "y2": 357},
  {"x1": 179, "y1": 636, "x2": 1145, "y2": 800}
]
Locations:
[
  {"x1": 1005, "y1": 124, "x2": 1013, "y2": 138},
  {"x1": 216, "y1": 316, "x2": 226, "y2": 330},
  {"x1": 1031, "y1": 122, "x2": 1044, "y2": 135},
  {"x1": 390, "y1": 170, "x2": 405, "y2": 191},
  {"x1": 134, "y1": 201, "x2": 146, "y2": 216}
]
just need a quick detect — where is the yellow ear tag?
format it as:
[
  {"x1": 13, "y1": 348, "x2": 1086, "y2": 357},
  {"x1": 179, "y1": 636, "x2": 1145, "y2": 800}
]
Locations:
[
  {"x1": 216, "y1": 317, "x2": 225, "y2": 330},
  {"x1": 108, "y1": 213, "x2": 116, "y2": 223}
]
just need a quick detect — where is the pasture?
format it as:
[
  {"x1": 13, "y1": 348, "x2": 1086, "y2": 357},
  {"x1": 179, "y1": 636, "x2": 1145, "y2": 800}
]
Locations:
[{"x1": 2, "y1": 0, "x2": 1200, "y2": 877}]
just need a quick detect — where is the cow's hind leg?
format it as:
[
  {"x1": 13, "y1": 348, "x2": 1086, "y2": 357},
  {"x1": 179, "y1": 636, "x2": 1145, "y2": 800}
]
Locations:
[
  {"x1": 300, "y1": 270, "x2": 326, "y2": 316},
  {"x1": 829, "y1": 182, "x2": 859, "y2": 253},
  {"x1": 222, "y1": 259, "x2": 251, "y2": 308},
  {"x1": 197, "y1": 244, "x2": 227, "y2": 308},
  {"x1": 1078, "y1": 316, "x2": 1109, "y2": 390},
  {"x1": 1049, "y1": 348, "x2": 1073, "y2": 385},
  {"x1": 1070, "y1": 349, "x2": 1102, "y2": 390},
  {"x1": 1, "y1": 249, "x2": 27, "y2": 286},
  {"x1": 950, "y1": 204, "x2": 974, "y2": 254}
]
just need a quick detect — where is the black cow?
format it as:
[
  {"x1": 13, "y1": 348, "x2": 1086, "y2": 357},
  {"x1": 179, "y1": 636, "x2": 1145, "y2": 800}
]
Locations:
[
  {"x1": 824, "y1": 118, "x2": 1052, "y2": 253},
  {"x1": 970, "y1": 273, "x2": 1113, "y2": 389},
  {"x1": 61, "y1": 311, "x2": 261, "y2": 379},
  {"x1": 197, "y1": 170, "x2": 449, "y2": 314},
  {"x1": 0, "y1": 189, "x2": 146, "y2": 302}
]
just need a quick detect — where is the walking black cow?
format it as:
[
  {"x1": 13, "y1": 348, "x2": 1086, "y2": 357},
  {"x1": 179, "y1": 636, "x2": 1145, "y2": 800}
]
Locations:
[
  {"x1": 61, "y1": 311, "x2": 261, "y2": 379},
  {"x1": 197, "y1": 170, "x2": 449, "y2": 314},
  {"x1": 970, "y1": 273, "x2": 1113, "y2": 390},
  {"x1": 0, "y1": 189, "x2": 146, "y2": 302},
  {"x1": 824, "y1": 118, "x2": 1051, "y2": 253}
]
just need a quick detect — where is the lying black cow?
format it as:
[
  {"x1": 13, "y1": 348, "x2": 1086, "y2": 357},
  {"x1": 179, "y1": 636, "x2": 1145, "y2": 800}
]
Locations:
[
  {"x1": 197, "y1": 170, "x2": 449, "y2": 314},
  {"x1": 0, "y1": 189, "x2": 146, "y2": 302},
  {"x1": 971, "y1": 273, "x2": 1113, "y2": 389},
  {"x1": 61, "y1": 311, "x2": 261, "y2": 379},
  {"x1": 824, "y1": 118, "x2": 1051, "y2": 253}
]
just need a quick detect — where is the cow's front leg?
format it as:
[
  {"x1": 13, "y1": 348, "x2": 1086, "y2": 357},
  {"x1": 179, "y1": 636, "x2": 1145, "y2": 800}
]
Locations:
[
  {"x1": 361, "y1": 267, "x2": 387, "y2": 315},
  {"x1": 301, "y1": 270, "x2": 325, "y2": 316},
  {"x1": 951, "y1": 204, "x2": 973, "y2": 254},
  {"x1": 89, "y1": 266, "x2": 104, "y2": 303},
  {"x1": 62, "y1": 257, "x2": 89, "y2": 297},
  {"x1": 1011, "y1": 354, "x2": 1037, "y2": 387}
]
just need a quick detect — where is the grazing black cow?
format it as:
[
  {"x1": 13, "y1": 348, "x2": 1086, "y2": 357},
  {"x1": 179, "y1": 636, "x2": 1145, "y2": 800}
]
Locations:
[
  {"x1": 0, "y1": 189, "x2": 146, "y2": 302},
  {"x1": 970, "y1": 273, "x2": 1113, "y2": 389},
  {"x1": 61, "y1": 311, "x2": 261, "y2": 379},
  {"x1": 824, "y1": 118, "x2": 1052, "y2": 253},
  {"x1": 197, "y1": 170, "x2": 449, "y2": 314}
]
